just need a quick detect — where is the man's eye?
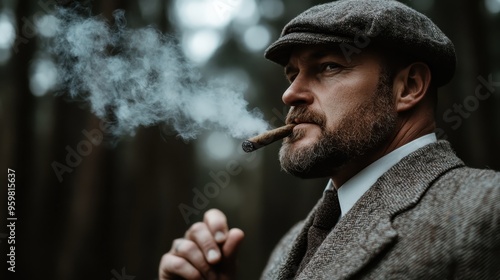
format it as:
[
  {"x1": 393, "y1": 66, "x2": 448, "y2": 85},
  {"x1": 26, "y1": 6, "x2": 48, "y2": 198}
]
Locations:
[{"x1": 321, "y1": 63, "x2": 342, "y2": 72}]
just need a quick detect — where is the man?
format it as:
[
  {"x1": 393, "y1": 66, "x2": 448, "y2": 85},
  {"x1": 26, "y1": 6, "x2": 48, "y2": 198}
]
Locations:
[{"x1": 159, "y1": 0, "x2": 500, "y2": 279}]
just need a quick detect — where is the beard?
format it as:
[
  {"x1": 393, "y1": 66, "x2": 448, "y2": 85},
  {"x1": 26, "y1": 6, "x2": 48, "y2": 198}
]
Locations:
[{"x1": 279, "y1": 72, "x2": 397, "y2": 179}]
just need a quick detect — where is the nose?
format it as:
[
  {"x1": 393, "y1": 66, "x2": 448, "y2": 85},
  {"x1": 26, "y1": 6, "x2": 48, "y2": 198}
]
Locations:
[{"x1": 282, "y1": 75, "x2": 314, "y2": 106}]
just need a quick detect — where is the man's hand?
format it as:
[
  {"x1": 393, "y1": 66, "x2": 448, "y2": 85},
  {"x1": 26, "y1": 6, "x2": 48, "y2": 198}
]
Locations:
[{"x1": 159, "y1": 209, "x2": 245, "y2": 280}]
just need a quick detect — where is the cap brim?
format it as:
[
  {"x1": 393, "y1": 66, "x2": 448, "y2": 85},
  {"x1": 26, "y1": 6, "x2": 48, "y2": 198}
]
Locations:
[{"x1": 264, "y1": 32, "x2": 353, "y2": 66}]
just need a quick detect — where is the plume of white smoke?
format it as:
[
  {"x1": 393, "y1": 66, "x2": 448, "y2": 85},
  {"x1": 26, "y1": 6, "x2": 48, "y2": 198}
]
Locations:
[{"x1": 43, "y1": 7, "x2": 269, "y2": 139}]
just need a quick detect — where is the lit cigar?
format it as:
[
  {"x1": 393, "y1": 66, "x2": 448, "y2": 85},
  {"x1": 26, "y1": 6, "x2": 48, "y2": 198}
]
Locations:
[{"x1": 242, "y1": 124, "x2": 296, "y2": 153}]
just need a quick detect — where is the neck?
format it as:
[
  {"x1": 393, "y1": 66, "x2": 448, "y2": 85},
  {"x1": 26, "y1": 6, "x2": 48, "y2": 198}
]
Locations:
[{"x1": 330, "y1": 114, "x2": 436, "y2": 189}]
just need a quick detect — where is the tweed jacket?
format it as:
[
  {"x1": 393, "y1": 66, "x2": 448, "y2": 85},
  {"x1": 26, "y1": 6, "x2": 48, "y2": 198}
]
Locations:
[{"x1": 261, "y1": 141, "x2": 500, "y2": 279}]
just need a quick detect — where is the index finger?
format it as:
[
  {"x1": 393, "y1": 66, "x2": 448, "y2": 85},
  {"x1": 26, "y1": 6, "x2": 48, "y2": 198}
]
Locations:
[{"x1": 203, "y1": 208, "x2": 229, "y2": 244}]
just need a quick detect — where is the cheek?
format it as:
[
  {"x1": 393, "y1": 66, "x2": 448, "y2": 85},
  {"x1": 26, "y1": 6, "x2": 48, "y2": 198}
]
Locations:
[
  {"x1": 320, "y1": 82, "x2": 379, "y2": 129},
  {"x1": 322, "y1": 99, "x2": 357, "y2": 130}
]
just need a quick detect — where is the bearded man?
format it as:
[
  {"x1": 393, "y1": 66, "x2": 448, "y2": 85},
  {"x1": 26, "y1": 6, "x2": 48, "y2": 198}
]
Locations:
[{"x1": 159, "y1": 0, "x2": 500, "y2": 279}]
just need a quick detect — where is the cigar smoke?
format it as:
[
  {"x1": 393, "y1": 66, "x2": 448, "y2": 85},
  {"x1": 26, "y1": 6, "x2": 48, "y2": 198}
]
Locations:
[
  {"x1": 242, "y1": 124, "x2": 295, "y2": 153},
  {"x1": 42, "y1": 7, "x2": 268, "y2": 139}
]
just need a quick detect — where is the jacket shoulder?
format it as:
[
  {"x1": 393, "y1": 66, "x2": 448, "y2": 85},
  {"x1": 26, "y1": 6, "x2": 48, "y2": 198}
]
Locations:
[
  {"x1": 439, "y1": 166, "x2": 500, "y2": 227},
  {"x1": 436, "y1": 166, "x2": 500, "y2": 206},
  {"x1": 376, "y1": 167, "x2": 500, "y2": 279}
]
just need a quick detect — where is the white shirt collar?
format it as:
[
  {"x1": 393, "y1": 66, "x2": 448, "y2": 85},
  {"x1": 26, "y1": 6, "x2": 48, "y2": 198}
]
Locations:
[{"x1": 325, "y1": 133, "x2": 437, "y2": 217}]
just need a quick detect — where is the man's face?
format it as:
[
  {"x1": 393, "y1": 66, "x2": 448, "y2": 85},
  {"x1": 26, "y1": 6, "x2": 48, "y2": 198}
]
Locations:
[{"x1": 279, "y1": 45, "x2": 398, "y2": 179}]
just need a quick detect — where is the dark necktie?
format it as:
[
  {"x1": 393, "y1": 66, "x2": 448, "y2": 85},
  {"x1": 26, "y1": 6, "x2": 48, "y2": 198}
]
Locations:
[{"x1": 296, "y1": 189, "x2": 341, "y2": 274}]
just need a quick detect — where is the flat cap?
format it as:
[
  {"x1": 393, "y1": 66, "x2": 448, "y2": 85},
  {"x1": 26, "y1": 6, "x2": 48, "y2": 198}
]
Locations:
[{"x1": 265, "y1": 0, "x2": 456, "y2": 87}]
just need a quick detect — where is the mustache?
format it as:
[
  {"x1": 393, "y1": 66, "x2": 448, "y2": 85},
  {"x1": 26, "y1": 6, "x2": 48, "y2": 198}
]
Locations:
[{"x1": 285, "y1": 107, "x2": 326, "y2": 128}]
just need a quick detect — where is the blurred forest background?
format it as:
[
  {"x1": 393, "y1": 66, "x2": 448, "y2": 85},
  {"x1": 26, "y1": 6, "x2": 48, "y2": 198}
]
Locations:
[{"x1": 0, "y1": 0, "x2": 499, "y2": 279}]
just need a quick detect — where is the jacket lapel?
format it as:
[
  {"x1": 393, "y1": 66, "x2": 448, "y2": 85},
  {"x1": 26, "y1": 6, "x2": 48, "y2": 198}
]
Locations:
[
  {"x1": 276, "y1": 198, "x2": 321, "y2": 279},
  {"x1": 295, "y1": 141, "x2": 465, "y2": 279}
]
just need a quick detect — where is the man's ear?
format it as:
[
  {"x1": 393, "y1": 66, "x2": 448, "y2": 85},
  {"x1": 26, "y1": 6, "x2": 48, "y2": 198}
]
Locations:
[{"x1": 393, "y1": 62, "x2": 432, "y2": 112}]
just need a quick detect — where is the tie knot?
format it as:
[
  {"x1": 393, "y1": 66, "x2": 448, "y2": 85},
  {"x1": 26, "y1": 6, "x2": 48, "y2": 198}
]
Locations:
[{"x1": 313, "y1": 190, "x2": 341, "y2": 230}]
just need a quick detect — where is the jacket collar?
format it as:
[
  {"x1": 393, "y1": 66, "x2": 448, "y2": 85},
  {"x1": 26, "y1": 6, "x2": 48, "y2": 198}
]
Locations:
[{"x1": 287, "y1": 141, "x2": 465, "y2": 279}]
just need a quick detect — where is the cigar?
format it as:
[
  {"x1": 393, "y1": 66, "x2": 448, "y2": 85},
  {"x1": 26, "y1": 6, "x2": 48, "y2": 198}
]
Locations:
[{"x1": 242, "y1": 124, "x2": 296, "y2": 153}]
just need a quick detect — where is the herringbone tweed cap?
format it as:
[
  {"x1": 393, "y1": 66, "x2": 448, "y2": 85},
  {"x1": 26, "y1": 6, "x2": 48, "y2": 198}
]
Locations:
[{"x1": 265, "y1": 0, "x2": 456, "y2": 87}]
